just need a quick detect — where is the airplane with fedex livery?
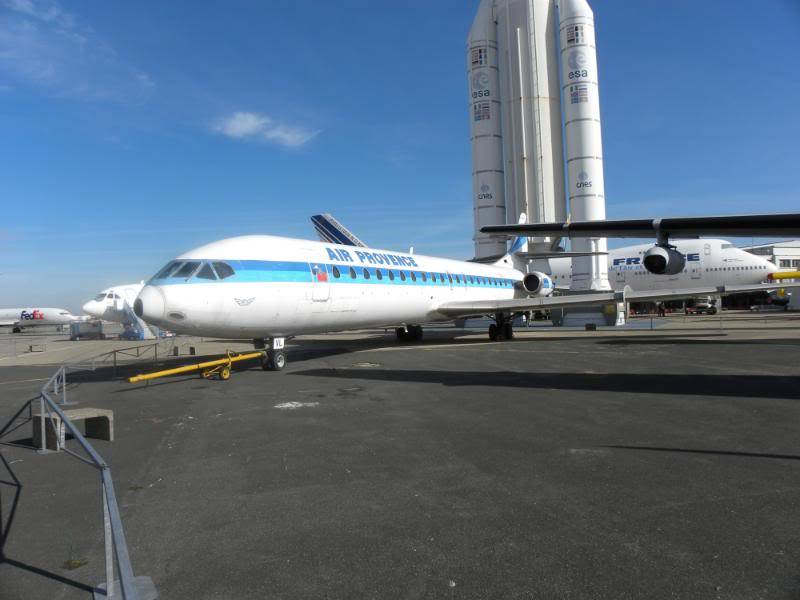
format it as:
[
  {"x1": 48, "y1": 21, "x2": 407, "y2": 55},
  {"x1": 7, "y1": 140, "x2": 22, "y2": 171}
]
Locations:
[
  {"x1": 133, "y1": 212, "x2": 800, "y2": 371},
  {"x1": 0, "y1": 307, "x2": 82, "y2": 332}
]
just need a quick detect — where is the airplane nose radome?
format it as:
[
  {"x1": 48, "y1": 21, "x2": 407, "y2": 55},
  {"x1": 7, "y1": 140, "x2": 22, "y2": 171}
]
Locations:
[
  {"x1": 136, "y1": 286, "x2": 165, "y2": 322},
  {"x1": 82, "y1": 301, "x2": 94, "y2": 316}
]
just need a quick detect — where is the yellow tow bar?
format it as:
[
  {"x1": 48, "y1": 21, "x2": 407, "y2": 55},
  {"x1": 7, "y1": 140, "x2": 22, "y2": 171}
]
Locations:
[{"x1": 128, "y1": 350, "x2": 265, "y2": 383}]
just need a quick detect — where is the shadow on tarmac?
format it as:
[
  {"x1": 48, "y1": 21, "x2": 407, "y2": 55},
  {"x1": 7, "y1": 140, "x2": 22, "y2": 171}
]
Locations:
[
  {"x1": 604, "y1": 445, "x2": 800, "y2": 461},
  {"x1": 292, "y1": 368, "x2": 800, "y2": 400},
  {"x1": 0, "y1": 452, "x2": 96, "y2": 594}
]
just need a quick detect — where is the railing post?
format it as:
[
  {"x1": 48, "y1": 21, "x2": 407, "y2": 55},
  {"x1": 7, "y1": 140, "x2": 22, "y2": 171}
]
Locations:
[
  {"x1": 113, "y1": 351, "x2": 117, "y2": 379},
  {"x1": 38, "y1": 395, "x2": 46, "y2": 453},
  {"x1": 103, "y1": 485, "x2": 115, "y2": 598}
]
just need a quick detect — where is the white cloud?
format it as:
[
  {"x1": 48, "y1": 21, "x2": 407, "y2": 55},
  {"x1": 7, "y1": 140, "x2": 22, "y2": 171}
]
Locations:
[
  {"x1": 0, "y1": 0, "x2": 153, "y2": 101},
  {"x1": 214, "y1": 111, "x2": 320, "y2": 148}
]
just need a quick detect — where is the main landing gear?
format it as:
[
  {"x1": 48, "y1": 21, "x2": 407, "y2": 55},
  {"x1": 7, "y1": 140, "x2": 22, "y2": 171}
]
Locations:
[
  {"x1": 395, "y1": 325, "x2": 423, "y2": 342},
  {"x1": 254, "y1": 337, "x2": 286, "y2": 371},
  {"x1": 488, "y1": 314, "x2": 514, "y2": 342}
]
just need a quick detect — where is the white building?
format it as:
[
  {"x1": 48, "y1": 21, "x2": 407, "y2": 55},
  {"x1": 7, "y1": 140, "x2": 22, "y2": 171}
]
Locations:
[{"x1": 743, "y1": 240, "x2": 800, "y2": 271}]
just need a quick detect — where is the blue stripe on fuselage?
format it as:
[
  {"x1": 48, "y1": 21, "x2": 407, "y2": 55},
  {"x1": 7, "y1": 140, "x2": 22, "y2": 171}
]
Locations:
[{"x1": 150, "y1": 259, "x2": 517, "y2": 288}]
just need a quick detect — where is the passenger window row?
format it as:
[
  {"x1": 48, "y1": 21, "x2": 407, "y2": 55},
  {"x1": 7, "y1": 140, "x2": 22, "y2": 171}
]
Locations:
[{"x1": 329, "y1": 265, "x2": 511, "y2": 287}]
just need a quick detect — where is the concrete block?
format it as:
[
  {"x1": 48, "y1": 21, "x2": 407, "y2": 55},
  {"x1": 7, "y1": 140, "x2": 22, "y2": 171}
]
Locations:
[{"x1": 33, "y1": 407, "x2": 114, "y2": 450}]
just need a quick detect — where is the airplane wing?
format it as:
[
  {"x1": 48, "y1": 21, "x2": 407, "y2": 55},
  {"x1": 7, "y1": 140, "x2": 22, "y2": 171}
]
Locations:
[
  {"x1": 435, "y1": 282, "x2": 800, "y2": 319},
  {"x1": 0, "y1": 320, "x2": 18, "y2": 327},
  {"x1": 480, "y1": 213, "x2": 800, "y2": 239},
  {"x1": 311, "y1": 213, "x2": 367, "y2": 247}
]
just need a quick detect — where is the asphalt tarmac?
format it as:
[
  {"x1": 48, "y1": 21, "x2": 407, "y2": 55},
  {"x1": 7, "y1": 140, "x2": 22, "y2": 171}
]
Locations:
[{"x1": 1, "y1": 313, "x2": 799, "y2": 599}]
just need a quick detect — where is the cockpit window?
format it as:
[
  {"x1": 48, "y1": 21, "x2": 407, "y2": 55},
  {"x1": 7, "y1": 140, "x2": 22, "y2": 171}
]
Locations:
[
  {"x1": 154, "y1": 261, "x2": 182, "y2": 279},
  {"x1": 212, "y1": 261, "x2": 235, "y2": 280},
  {"x1": 94, "y1": 293, "x2": 106, "y2": 301},
  {"x1": 173, "y1": 261, "x2": 201, "y2": 279},
  {"x1": 195, "y1": 263, "x2": 217, "y2": 280}
]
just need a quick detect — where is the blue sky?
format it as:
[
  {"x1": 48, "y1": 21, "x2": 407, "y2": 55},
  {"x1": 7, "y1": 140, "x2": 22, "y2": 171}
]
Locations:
[{"x1": 1, "y1": 0, "x2": 798, "y2": 311}]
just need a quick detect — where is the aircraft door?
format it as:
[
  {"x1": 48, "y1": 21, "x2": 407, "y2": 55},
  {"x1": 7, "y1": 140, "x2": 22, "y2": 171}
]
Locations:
[
  {"x1": 615, "y1": 264, "x2": 625, "y2": 283},
  {"x1": 310, "y1": 263, "x2": 330, "y2": 302}
]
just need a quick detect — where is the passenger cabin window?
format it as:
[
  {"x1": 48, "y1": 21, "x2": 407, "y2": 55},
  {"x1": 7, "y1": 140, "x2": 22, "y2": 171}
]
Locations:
[
  {"x1": 363, "y1": 268, "x2": 370, "y2": 279},
  {"x1": 332, "y1": 266, "x2": 341, "y2": 278},
  {"x1": 388, "y1": 270, "x2": 395, "y2": 281},
  {"x1": 174, "y1": 261, "x2": 201, "y2": 279},
  {"x1": 400, "y1": 271, "x2": 406, "y2": 281},
  {"x1": 421, "y1": 272, "x2": 427, "y2": 282},
  {"x1": 376, "y1": 269, "x2": 383, "y2": 280},
  {"x1": 349, "y1": 267, "x2": 357, "y2": 279},
  {"x1": 212, "y1": 262, "x2": 235, "y2": 280},
  {"x1": 410, "y1": 272, "x2": 417, "y2": 282},
  {"x1": 196, "y1": 264, "x2": 217, "y2": 280}
]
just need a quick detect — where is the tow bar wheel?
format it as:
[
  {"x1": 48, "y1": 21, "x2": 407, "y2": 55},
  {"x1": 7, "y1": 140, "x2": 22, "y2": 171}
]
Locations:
[{"x1": 219, "y1": 366, "x2": 231, "y2": 380}]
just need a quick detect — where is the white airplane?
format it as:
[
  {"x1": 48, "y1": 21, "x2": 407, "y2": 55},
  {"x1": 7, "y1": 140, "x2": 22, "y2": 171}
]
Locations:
[
  {"x1": 133, "y1": 212, "x2": 800, "y2": 371},
  {"x1": 549, "y1": 239, "x2": 777, "y2": 296},
  {"x1": 82, "y1": 282, "x2": 145, "y2": 323},
  {"x1": 0, "y1": 307, "x2": 82, "y2": 333}
]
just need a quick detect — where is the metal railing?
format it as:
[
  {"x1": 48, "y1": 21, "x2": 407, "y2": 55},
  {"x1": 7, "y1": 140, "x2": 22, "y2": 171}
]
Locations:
[
  {"x1": 2, "y1": 367, "x2": 141, "y2": 598},
  {"x1": 84, "y1": 338, "x2": 177, "y2": 377}
]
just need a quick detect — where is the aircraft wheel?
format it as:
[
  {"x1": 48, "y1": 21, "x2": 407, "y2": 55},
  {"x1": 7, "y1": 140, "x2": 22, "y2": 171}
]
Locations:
[
  {"x1": 408, "y1": 325, "x2": 423, "y2": 342},
  {"x1": 503, "y1": 323, "x2": 514, "y2": 340},
  {"x1": 266, "y1": 350, "x2": 286, "y2": 371},
  {"x1": 219, "y1": 366, "x2": 231, "y2": 381},
  {"x1": 395, "y1": 327, "x2": 409, "y2": 342},
  {"x1": 488, "y1": 323, "x2": 499, "y2": 341},
  {"x1": 708, "y1": 308, "x2": 718, "y2": 315},
  {"x1": 12, "y1": 327, "x2": 21, "y2": 334}
]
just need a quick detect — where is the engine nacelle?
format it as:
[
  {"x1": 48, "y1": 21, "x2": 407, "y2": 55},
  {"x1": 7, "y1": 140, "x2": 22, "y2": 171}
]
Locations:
[
  {"x1": 643, "y1": 245, "x2": 686, "y2": 275},
  {"x1": 517, "y1": 271, "x2": 554, "y2": 296}
]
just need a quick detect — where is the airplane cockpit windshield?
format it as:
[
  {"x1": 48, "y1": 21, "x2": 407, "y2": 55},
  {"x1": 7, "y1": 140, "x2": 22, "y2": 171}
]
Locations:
[
  {"x1": 94, "y1": 293, "x2": 106, "y2": 301},
  {"x1": 150, "y1": 260, "x2": 236, "y2": 282}
]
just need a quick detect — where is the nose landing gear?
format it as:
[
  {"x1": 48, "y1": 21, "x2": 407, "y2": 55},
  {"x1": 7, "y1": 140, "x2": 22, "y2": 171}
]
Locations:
[{"x1": 254, "y1": 337, "x2": 287, "y2": 371}]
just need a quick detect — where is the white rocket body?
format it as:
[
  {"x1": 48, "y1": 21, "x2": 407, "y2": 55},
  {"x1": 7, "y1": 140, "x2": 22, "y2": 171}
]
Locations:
[
  {"x1": 468, "y1": 0, "x2": 507, "y2": 258},
  {"x1": 557, "y1": 0, "x2": 610, "y2": 290},
  {"x1": 468, "y1": 0, "x2": 566, "y2": 260},
  {"x1": 468, "y1": 0, "x2": 610, "y2": 293}
]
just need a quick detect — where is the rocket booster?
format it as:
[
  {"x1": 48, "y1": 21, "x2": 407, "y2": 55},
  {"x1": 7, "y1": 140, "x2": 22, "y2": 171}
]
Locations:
[{"x1": 557, "y1": 0, "x2": 610, "y2": 290}]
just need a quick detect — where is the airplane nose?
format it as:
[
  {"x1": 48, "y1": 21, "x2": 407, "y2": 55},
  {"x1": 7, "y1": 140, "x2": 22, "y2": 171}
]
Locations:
[
  {"x1": 82, "y1": 301, "x2": 95, "y2": 317},
  {"x1": 135, "y1": 286, "x2": 166, "y2": 322}
]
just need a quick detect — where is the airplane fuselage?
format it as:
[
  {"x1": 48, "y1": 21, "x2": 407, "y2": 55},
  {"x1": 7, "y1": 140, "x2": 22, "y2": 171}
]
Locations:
[
  {"x1": 136, "y1": 235, "x2": 530, "y2": 338},
  {"x1": 550, "y1": 239, "x2": 774, "y2": 292},
  {"x1": 82, "y1": 283, "x2": 144, "y2": 323}
]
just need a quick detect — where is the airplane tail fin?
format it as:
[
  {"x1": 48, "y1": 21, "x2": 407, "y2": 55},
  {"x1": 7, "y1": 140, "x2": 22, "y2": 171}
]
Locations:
[
  {"x1": 492, "y1": 214, "x2": 529, "y2": 270},
  {"x1": 311, "y1": 213, "x2": 367, "y2": 247}
]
